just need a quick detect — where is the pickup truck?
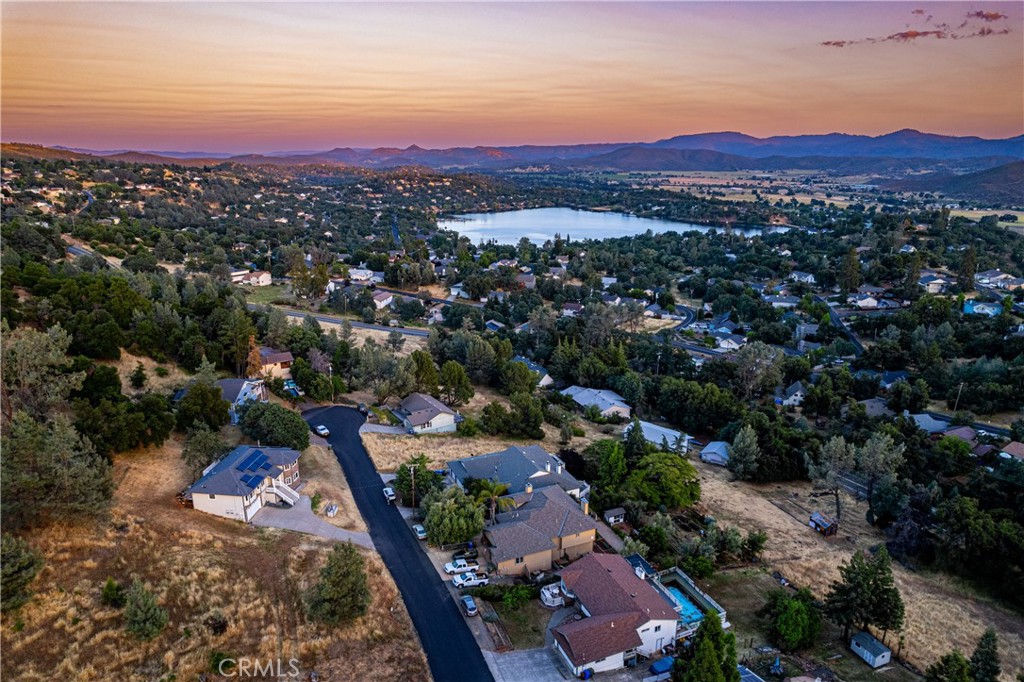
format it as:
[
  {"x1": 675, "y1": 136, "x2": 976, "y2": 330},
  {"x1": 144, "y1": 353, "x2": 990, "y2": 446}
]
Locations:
[
  {"x1": 452, "y1": 572, "x2": 490, "y2": 588},
  {"x1": 444, "y1": 559, "x2": 481, "y2": 575}
]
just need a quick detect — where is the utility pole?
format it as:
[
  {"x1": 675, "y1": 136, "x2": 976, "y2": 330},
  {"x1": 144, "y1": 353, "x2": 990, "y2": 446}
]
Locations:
[
  {"x1": 410, "y1": 464, "x2": 416, "y2": 512},
  {"x1": 952, "y1": 381, "x2": 965, "y2": 413}
]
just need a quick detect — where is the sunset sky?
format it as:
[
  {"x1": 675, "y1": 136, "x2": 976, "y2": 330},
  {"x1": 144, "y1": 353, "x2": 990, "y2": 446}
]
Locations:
[{"x1": 3, "y1": 2, "x2": 1022, "y2": 153}]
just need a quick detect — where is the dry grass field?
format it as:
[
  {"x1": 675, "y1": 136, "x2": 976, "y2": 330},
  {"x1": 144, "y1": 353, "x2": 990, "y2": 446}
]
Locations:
[
  {"x1": 298, "y1": 443, "x2": 367, "y2": 532},
  {"x1": 0, "y1": 435, "x2": 429, "y2": 682},
  {"x1": 693, "y1": 461, "x2": 1024, "y2": 680},
  {"x1": 104, "y1": 350, "x2": 192, "y2": 395}
]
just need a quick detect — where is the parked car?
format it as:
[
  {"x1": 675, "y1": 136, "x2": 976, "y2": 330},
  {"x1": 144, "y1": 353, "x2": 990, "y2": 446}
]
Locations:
[
  {"x1": 412, "y1": 524, "x2": 427, "y2": 540},
  {"x1": 383, "y1": 487, "x2": 396, "y2": 503},
  {"x1": 314, "y1": 425, "x2": 330, "y2": 437},
  {"x1": 358, "y1": 403, "x2": 368, "y2": 414},
  {"x1": 452, "y1": 548, "x2": 479, "y2": 562},
  {"x1": 452, "y1": 572, "x2": 489, "y2": 588},
  {"x1": 460, "y1": 595, "x2": 478, "y2": 617},
  {"x1": 444, "y1": 559, "x2": 481, "y2": 575}
]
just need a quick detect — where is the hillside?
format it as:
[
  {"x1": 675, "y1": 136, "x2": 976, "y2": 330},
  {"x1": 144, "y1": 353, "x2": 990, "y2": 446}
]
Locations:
[{"x1": 880, "y1": 161, "x2": 1024, "y2": 205}]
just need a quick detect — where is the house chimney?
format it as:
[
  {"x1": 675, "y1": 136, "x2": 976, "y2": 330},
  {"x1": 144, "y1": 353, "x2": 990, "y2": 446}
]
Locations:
[
  {"x1": 545, "y1": 461, "x2": 551, "y2": 472},
  {"x1": 525, "y1": 482, "x2": 533, "y2": 494},
  {"x1": 556, "y1": 463, "x2": 563, "y2": 474}
]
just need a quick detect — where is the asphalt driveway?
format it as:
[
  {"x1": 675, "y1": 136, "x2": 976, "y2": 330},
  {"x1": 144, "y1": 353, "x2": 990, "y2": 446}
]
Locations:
[{"x1": 304, "y1": 406, "x2": 493, "y2": 682}]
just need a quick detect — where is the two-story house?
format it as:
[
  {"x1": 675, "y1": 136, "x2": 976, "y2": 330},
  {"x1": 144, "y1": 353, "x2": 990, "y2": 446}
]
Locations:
[{"x1": 186, "y1": 445, "x2": 302, "y2": 523}]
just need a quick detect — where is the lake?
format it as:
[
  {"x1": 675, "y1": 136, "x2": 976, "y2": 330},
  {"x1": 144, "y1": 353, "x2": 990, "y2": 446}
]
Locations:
[{"x1": 437, "y1": 207, "x2": 782, "y2": 245}]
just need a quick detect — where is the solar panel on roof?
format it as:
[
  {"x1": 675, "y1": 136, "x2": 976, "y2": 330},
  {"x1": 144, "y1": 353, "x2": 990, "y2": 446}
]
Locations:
[{"x1": 235, "y1": 451, "x2": 261, "y2": 472}]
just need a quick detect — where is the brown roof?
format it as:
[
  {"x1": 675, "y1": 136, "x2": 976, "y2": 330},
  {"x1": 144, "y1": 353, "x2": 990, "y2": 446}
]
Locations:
[
  {"x1": 486, "y1": 487, "x2": 596, "y2": 564},
  {"x1": 372, "y1": 290, "x2": 393, "y2": 302},
  {"x1": 259, "y1": 346, "x2": 294, "y2": 365},
  {"x1": 399, "y1": 392, "x2": 455, "y2": 427},
  {"x1": 560, "y1": 553, "x2": 677, "y2": 623},
  {"x1": 1001, "y1": 441, "x2": 1024, "y2": 459},
  {"x1": 552, "y1": 613, "x2": 644, "y2": 667}
]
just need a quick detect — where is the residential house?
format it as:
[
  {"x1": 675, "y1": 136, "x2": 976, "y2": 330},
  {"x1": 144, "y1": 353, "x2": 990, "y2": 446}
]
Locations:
[
  {"x1": 449, "y1": 445, "x2": 588, "y2": 499},
  {"x1": 964, "y1": 300, "x2": 1002, "y2": 317},
  {"x1": 485, "y1": 319, "x2": 506, "y2": 332},
  {"x1": 516, "y1": 274, "x2": 537, "y2": 290},
  {"x1": 855, "y1": 397, "x2": 894, "y2": 418},
  {"x1": 798, "y1": 339, "x2": 823, "y2": 354},
  {"x1": 240, "y1": 271, "x2": 272, "y2": 287},
  {"x1": 710, "y1": 332, "x2": 746, "y2": 351},
  {"x1": 230, "y1": 269, "x2": 250, "y2": 284},
  {"x1": 186, "y1": 446, "x2": 302, "y2": 523},
  {"x1": 898, "y1": 244, "x2": 917, "y2": 254},
  {"x1": 561, "y1": 386, "x2": 631, "y2": 419},
  {"x1": 601, "y1": 293, "x2": 622, "y2": 306},
  {"x1": 847, "y1": 293, "x2": 879, "y2": 309},
  {"x1": 562, "y1": 302, "x2": 584, "y2": 318},
  {"x1": 789, "y1": 271, "x2": 816, "y2": 284},
  {"x1": 765, "y1": 295, "x2": 800, "y2": 309},
  {"x1": 258, "y1": 346, "x2": 294, "y2": 379},
  {"x1": 600, "y1": 276, "x2": 618, "y2": 289},
  {"x1": 425, "y1": 304, "x2": 445, "y2": 325},
  {"x1": 484, "y1": 486, "x2": 597, "y2": 576},
  {"x1": 551, "y1": 553, "x2": 680, "y2": 676},
  {"x1": 975, "y1": 269, "x2": 1010, "y2": 286},
  {"x1": 918, "y1": 274, "x2": 951, "y2": 294},
  {"x1": 216, "y1": 378, "x2": 269, "y2": 424},
  {"x1": 880, "y1": 371, "x2": 909, "y2": 389},
  {"x1": 395, "y1": 393, "x2": 457, "y2": 434},
  {"x1": 795, "y1": 323, "x2": 819, "y2": 341},
  {"x1": 780, "y1": 381, "x2": 806, "y2": 407},
  {"x1": 1001, "y1": 277, "x2": 1024, "y2": 291},
  {"x1": 700, "y1": 442, "x2": 730, "y2": 466},
  {"x1": 603, "y1": 508, "x2": 626, "y2": 525},
  {"x1": 908, "y1": 412, "x2": 949, "y2": 435},
  {"x1": 350, "y1": 269, "x2": 376, "y2": 282},
  {"x1": 372, "y1": 291, "x2": 394, "y2": 310},
  {"x1": 623, "y1": 421, "x2": 689, "y2": 452},
  {"x1": 942, "y1": 426, "x2": 978, "y2": 449},
  {"x1": 999, "y1": 441, "x2": 1024, "y2": 462},
  {"x1": 510, "y1": 356, "x2": 554, "y2": 387}
]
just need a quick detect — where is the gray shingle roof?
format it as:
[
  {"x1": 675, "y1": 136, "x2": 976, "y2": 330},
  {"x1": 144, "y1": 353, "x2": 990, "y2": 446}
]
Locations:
[
  {"x1": 398, "y1": 393, "x2": 455, "y2": 427},
  {"x1": 186, "y1": 445, "x2": 300, "y2": 498},
  {"x1": 449, "y1": 445, "x2": 583, "y2": 496},
  {"x1": 561, "y1": 386, "x2": 629, "y2": 413},
  {"x1": 487, "y1": 487, "x2": 596, "y2": 564}
]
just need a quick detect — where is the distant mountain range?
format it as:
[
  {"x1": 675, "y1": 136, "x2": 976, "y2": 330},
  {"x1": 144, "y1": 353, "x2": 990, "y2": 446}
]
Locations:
[{"x1": 5, "y1": 129, "x2": 1023, "y2": 203}]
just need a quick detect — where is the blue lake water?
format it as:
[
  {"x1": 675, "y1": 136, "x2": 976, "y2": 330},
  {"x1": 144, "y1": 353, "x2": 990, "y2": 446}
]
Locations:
[{"x1": 438, "y1": 207, "x2": 781, "y2": 245}]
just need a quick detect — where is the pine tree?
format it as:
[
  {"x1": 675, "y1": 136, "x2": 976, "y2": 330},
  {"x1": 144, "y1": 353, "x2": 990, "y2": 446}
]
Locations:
[
  {"x1": 245, "y1": 335, "x2": 263, "y2": 379},
  {"x1": 925, "y1": 651, "x2": 972, "y2": 682},
  {"x1": 969, "y1": 629, "x2": 1000, "y2": 682},
  {"x1": 624, "y1": 420, "x2": 650, "y2": 467},
  {"x1": 129, "y1": 362, "x2": 147, "y2": 389},
  {"x1": 439, "y1": 361, "x2": 474, "y2": 406},
  {"x1": 1, "y1": 533, "x2": 43, "y2": 612},
  {"x1": 124, "y1": 578, "x2": 168, "y2": 640},
  {"x1": 957, "y1": 246, "x2": 977, "y2": 291},
  {"x1": 677, "y1": 612, "x2": 739, "y2": 682},
  {"x1": 680, "y1": 636, "x2": 726, "y2": 682},
  {"x1": 305, "y1": 542, "x2": 371, "y2": 626},
  {"x1": 824, "y1": 551, "x2": 872, "y2": 640},
  {"x1": 806, "y1": 435, "x2": 855, "y2": 520},
  {"x1": 727, "y1": 425, "x2": 760, "y2": 481},
  {"x1": 840, "y1": 247, "x2": 861, "y2": 293},
  {"x1": 867, "y1": 547, "x2": 904, "y2": 638},
  {"x1": 101, "y1": 577, "x2": 126, "y2": 608}
]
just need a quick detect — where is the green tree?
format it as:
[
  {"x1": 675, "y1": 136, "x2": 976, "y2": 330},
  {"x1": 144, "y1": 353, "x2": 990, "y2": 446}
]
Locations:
[
  {"x1": 124, "y1": 578, "x2": 168, "y2": 640},
  {"x1": 500, "y1": 361, "x2": 538, "y2": 396},
  {"x1": 239, "y1": 402, "x2": 310, "y2": 450},
  {"x1": 824, "y1": 547, "x2": 903, "y2": 640},
  {"x1": 926, "y1": 651, "x2": 972, "y2": 682},
  {"x1": 956, "y1": 246, "x2": 976, "y2": 291},
  {"x1": 623, "y1": 420, "x2": 651, "y2": 467},
  {"x1": 394, "y1": 454, "x2": 443, "y2": 508},
  {"x1": 182, "y1": 423, "x2": 228, "y2": 480},
  {"x1": 840, "y1": 247, "x2": 861, "y2": 293},
  {"x1": 422, "y1": 487, "x2": 485, "y2": 546},
  {"x1": 728, "y1": 425, "x2": 761, "y2": 481},
  {"x1": 475, "y1": 479, "x2": 514, "y2": 525},
  {"x1": 129, "y1": 362, "x2": 147, "y2": 390},
  {"x1": 757, "y1": 587, "x2": 821, "y2": 652},
  {"x1": 969, "y1": 629, "x2": 1000, "y2": 682},
  {"x1": 856, "y1": 433, "x2": 905, "y2": 512},
  {"x1": 626, "y1": 452, "x2": 700, "y2": 510},
  {"x1": 1, "y1": 321, "x2": 84, "y2": 422},
  {"x1": 410, "y1": 350, "x2": 439, "y2": 396},
  {"x1": 439, "y1": 360, "x2": 474, "y2": 406},
  {"x1": 807, "y1": 435, "x2": 856, "y2": 521},
  {"x1": 176, "y1": 381, "x2": 231, "y2": 432},
  {"x1": 1, "y1": 533, "x2": 43, "y2": 612},
  {"x1": 676, "y1": 612, "x2": 739, "y2": 682},
  {"x1": 387, "y1": 329, "x2": 406, "y2": 353},
  {"x1": 596, "y1": 439, "x2": 628, "y2": 489},
  {"x1": 305, "y1": 542, "x2": 371, "y2": 626},
  {"x1": 101, "y1": 577, "x2": 126, "y2": 608},
  {"x1": 680, "y1": 636, "x2": 726, "y2": 682}
]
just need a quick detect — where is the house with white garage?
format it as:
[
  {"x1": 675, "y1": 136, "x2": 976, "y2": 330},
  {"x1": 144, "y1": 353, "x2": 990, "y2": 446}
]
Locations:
[
  {"x1": 372, "y1": 290, "x2": 394, "y2": 310},
  {"x1": 215, "y1": 378, "x2": 269, "y2": 424},
  {"x1": 623, "y1": 421, "x2": 690, "y2": 452},
  {"x1": 240, "y1": 270, "x2": 272, "y2": 287},
  {"x1": 551, "y1": 553, "x2": 681, "y2": 676},
  {"x1": 186, "y1": 445, "x2": 302, "y2": 523},
  {"x1": 561, "y1": 386, "x2": 631, "y2": 419},
  {"x1": 789, "y1": 271, "x2": 817, "y2": 285},
  {"x1": 395, "y1": 392, "x2": 457, "y2": 434},
  {"x1": 780, "y1": 381, "x2": 806, "y2": 407}
]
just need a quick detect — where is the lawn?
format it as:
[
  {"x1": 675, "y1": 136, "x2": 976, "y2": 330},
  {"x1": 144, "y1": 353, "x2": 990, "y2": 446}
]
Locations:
[
  {"x1": 243, "y1": 284, "x2": 292, "y2": 305},
  {"x1": 493, "y1": 600, "x2": 550, "y2": 649}
]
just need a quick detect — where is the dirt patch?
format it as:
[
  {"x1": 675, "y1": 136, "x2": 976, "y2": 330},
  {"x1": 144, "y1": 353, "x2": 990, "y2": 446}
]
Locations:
[
  {"x1": 693, "y1": 461, "x2": 1024, "y2": 680},
  {"x1": 103, "y1": 350, "x2": 193, "y2": 396},
  {"x1": 0, "y1": 435, "x2": 429, "y2": 681},
  {"x1": 298, "y1": 444, "x2": 367, "y2": 532}
]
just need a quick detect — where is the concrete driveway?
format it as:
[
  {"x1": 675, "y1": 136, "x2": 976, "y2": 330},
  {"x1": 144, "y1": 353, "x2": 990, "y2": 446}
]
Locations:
[
  {"x1": 250, "y1": 495, "x2": 374, "y2": 550},
  {"x1": 483, "y1": 648, "x2": 569, "y2": 682},
  {"x1": 359, "y1": 423, "x2": 408, "y2": 435}
]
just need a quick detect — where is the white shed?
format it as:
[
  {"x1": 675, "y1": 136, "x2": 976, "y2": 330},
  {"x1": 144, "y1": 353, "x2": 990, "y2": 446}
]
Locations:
[{"x1": 851, "y1": 631, "x2": 891, "y2": 669}]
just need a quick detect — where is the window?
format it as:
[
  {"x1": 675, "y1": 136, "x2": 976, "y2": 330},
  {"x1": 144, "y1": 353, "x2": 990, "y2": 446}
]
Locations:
[
  {"x1": 655, "y1": 625, "x2": 662, "y2": 632},
  {"x1": 285, "y1": 476, "x2": 292, "y2": 484},
  {"x1": 515, "y1": 557, "x2": 524, "y2": 565},
  {"x1": 209, "y1": 494, "x2": 216, "y2": 499}
]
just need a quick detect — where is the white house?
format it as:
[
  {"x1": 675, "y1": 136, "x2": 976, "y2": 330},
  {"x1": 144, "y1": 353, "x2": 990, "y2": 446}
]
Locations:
[
  {"x1": 562, "y1": 302, "x2": 584, "y2": 318},
  {"x1": 624, "y1": 421, "x2": 689, "y2": 452},
  {"x1": 899, "y1": 244, "x2": 917, "y2": 254},
  {"x1": 780, "y1": 381, "x2": 806, "y2": 407},
  {"x1": 561, "y1": 386, "x2": 631, "y2": 419},
  {"x1": 918, "y1": 274, "x2": 950, "y2": 294},
  {"x1": 552, "y1": 553, "x2": 680, "y2": 676},
  {"x1": 395, "y1": 393, "x2": 457, "y2": 434},
  {"x1": 789, "y1": 271, "x2": 816, "y2": 284},
  {"x1": 349, "y1": 268, "x2": 375, "y2": 282},
  {"x1": 215, "y1": 378, "x2": 269, "y2": 424},
  {"x1": 186, "y1": 446, "x2": 302, "y2": 523},
  {"x1": 372, "y1": 291, "x2": 394, "y2": 309},
  {"x1": 700, "y1": 442, "x2": 730, "y2": 466},
  {"x1": 851, "y1": 631, "x2": 891, "y2": 669},
  {"x1": 847, "y1": 293, "x2": 879, "y2": 309},
  {"x1": 230, "y1": 270, "x2": 250, "y2": 284},
  {"x1": 710, "y1": 332, "x2": 746, "y2": 350},
  {"x1": 764, "y1": 295, "x2": 800, "y2": 309},
  {"x1": 240, "y1": 271, "x2": 272, "y2": 287},
  {"x1": 510, "y1": 356, "x2": 554, "y2": 387}
]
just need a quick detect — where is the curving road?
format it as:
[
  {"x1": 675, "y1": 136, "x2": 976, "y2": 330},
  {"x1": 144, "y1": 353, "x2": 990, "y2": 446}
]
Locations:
[
  {"x1": 302, "y1": 406, "x2": 493, "y2": 682},
  {"x1": 245, "y1": 303, "x2": 431, "y2": 338}
]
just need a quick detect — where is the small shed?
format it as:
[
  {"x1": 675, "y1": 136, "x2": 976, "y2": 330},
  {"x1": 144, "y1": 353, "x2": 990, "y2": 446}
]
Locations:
[
  {"x1": 809, "y1": 512, "x2": 837, "y2": 537},
  {"x1": 851, "y1": 631, "x2": 891, "y2": 668},
  {"x1": 603, "y1": 507, "x2": 626, "y2": 525},
  {"x1": 700, "y1": 442, "x2": 730, "y2": 467}
]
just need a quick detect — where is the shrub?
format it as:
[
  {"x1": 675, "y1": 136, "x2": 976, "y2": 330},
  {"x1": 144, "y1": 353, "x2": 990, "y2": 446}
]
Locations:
[
  {"x1": 305, "y1": 542, "x2": 370, "y2": 626},
  {"x1": 240, "y1": 402, "x2": 310, "y2": 450},
  {"x1": 204, "y1": 609, "x2": 228, "y2": 635},
  {"x1": 209, "y1": 651, "x2": 235, "y2": 674},
  {"x1": 1, "y1": 534, "x2": 43, "y2": 613},
  {"x1": 100, "y1": 577, "x2": 125, "y2": 608},
  {"x1": 154, "y1": 366, "x2": 170, "y2": 378},
  {"x1": 124, "y1": 578, "x2": 168, "y2": 640}
]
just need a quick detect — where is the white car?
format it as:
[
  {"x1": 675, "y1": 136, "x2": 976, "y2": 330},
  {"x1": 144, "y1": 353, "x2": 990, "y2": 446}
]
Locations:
[
  {"x1": 383, "y1": 487, "x2": 396, "y2": 503},
  {"x1": 413, "y1": 524, "x2": 427, "y2": 540},
  {"x1": 444, "y1": 559, "x2": 480, "y2": 575},
  {"x1": 452, "y1": 572, "x2": 489, "y2": 588},
  {"x1": 314, "y1": 425, "x2": 330, "y2": 437}
]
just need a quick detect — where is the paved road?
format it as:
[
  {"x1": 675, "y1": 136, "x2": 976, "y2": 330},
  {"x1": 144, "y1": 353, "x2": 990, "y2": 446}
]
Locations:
[
  {"x1": 814, "y1": 295, "x2": 864, "y2": 357},
  {"x1": 250, "y1": 495, "x2": 374, "y2": 549},
  {"x1": 303, "y1": 406, "x2": 494, "y2": 682},
  {"x1": 245, "y1": 303, "x2": 431, "y2": 338},
  {"x1": 922, "y1": 411, "x2": 1012, "y2": 439}
]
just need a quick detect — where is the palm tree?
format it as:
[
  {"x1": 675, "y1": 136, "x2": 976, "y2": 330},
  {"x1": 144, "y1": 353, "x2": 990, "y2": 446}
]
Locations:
[{"x1": 475, "y1": 479, "x2": 514, "y2": 525}]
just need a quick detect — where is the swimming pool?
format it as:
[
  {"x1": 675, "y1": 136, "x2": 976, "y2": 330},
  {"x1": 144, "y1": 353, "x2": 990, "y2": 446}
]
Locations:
[{"x1": 666, "y1": 586, "x2": 705, "y2": 624}]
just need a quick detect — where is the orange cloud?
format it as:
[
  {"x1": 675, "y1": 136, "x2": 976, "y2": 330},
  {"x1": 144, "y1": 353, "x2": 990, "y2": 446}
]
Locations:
[
  {"x1": 967, "y1": 11, "x2": 1008, "y2": 22},
  {"x1": 822, "y1": 7, "x2": 1013, "y2": 47}
]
